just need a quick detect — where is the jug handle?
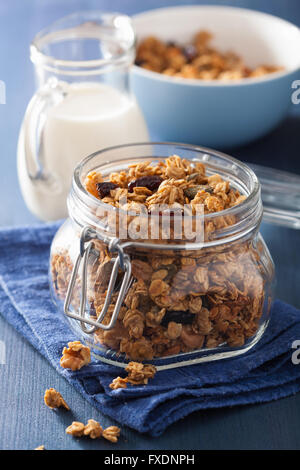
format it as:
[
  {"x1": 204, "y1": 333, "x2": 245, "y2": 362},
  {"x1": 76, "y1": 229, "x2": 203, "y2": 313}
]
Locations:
[{"x1": 23, "y1": 79, "x2": 66, "y2": 183}]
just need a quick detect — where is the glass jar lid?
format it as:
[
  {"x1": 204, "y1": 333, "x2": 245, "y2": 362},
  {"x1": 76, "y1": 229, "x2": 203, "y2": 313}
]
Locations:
[{"x1": 68, "y1": 142, "x2": 262, "y2": 250}]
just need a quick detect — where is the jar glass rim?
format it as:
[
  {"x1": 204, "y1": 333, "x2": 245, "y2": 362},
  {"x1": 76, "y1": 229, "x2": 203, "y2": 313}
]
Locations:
[
  {"x1": 30, "y1": 11, "x2": 136, "y2": 75},
  {"x1": 69, "y1": 142, "x2": 261, "y2": 248}
]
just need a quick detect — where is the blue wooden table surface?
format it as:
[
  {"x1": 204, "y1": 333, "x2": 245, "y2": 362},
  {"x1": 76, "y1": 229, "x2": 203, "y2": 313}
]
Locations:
[{"x1": 0, "y1": 0, "x2": 300, "y2": 450}]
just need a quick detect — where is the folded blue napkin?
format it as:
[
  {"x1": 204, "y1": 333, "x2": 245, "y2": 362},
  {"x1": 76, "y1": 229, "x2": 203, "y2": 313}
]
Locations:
[{"x1": 0, "y1": 222, "x2": 300, "y2": 436}]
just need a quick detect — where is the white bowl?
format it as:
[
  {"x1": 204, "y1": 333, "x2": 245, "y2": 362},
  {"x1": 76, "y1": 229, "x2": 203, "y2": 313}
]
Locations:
[{"x1": 131, "y1": 5, "x2": 300, "y2": 147}]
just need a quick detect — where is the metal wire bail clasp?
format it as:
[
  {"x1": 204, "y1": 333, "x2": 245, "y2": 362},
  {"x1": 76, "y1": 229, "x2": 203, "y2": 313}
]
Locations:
[{"x1": 64, "y1": 226, "x2": 132, "y2": 334}]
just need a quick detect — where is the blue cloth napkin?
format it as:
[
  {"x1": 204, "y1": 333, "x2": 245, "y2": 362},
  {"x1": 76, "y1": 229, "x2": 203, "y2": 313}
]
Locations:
[{"x1": 0, "y1": 222, "x2": 300, "y2": 436}]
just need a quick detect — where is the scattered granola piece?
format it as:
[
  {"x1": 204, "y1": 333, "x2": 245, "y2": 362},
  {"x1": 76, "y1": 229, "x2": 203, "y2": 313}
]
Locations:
[
  {"x1": 83, "y1": 419, "x2": 103, "y2": 439},
  {"x1": 44, "y1": 388, "x2": 70, "y2": 410},
  {"x1": 102, "y1": 426, "x2": 121, "y2": 443},
  {"x1": 66, "y1": 421, "x2": 85, "y2": 437},
  {"x1": 60, "y1": 341, "x2": 91, "y2": 371},
  {"x1": 35, "y1": 445, "x2": 45, "y2": 450}
]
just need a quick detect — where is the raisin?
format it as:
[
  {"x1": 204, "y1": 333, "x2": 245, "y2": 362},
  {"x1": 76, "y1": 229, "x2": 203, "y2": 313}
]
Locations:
[
  {"x1": 161, "y1": 310, "x2": 195, "y2": 327},
  {"x1": 90, "y1": 301, "x2": 96, "y2": 317},
  {"x1": 96, "y1": 182, "x2": 118, "y2": 198},
  {"x1": 184, "y1": 185, "x2": 213, "y2": 200},
  {"x1": 128, "y1": 175, "x2": 162, "y2": 193}
]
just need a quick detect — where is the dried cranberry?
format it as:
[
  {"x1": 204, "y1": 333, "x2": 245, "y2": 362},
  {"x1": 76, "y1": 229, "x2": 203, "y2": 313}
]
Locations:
[
  {"x1": 96, "y1": 182, "x2": 118, "y2": 198},
  {"x1": 128, "y1": 175, "x2": 162, "y2": 193},
  {"x1": 182, "y1": 44, "x2": 197, "y2": 62},
  {"x1": 161, "y1": 310, "x2": 195, "y2": 327}
]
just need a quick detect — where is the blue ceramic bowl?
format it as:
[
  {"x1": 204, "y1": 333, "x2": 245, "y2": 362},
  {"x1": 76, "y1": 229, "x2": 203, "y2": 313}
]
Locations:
[{"x1": 131, "y1": 6, "x2": 300, "y2": 148}]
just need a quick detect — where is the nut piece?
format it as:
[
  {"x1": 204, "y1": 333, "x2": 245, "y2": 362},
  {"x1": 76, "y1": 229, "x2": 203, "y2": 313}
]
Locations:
[
  {"x1": 60, "y1": 341, "x2": 91, "y2": 371},
  {"x1": 102, "y1": 426, "x2": 121, "y2": 443},
  {"x1": 35, "y1": 445, "x2": 45, "y2": 450},
  {"x1": 44, "y1": 388, "x2": 69, "y2": 410},
  {"x1": 66, "y1": 421, "x2": 85, "y2": 437},
  {"x1": 83, "y1": 419, "x2": 103, "y2": 439}
]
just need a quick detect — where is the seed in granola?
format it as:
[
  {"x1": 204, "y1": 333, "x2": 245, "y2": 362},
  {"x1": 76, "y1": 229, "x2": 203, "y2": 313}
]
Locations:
[
  {"x1": 44, "y1": 388, "x2": 70, "y2": 410},
  {"x1": 96, "y1": 182, "x2": 118, "y2": 198},
  {"x1": 161, "y1": 310, "x2": 195, "y2": 327},
  {"x1": 128, "y1": 175, "x2": 162, "y2": 193},
  {"x1": 54, "y1": 154, "x2": 269, "y2": 362}
]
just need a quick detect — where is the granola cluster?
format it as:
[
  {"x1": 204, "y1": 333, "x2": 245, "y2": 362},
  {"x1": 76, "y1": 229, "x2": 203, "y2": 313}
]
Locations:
[
  {"x1": 66, "y1": 420, "x2": 120, "y2": 442},
  {"x1": 110, "y1": 362, "x2": 157, "y2": 389},
  {"x1": 44, "y1": 388, "x2": 69, "y2": 410},
  {"x1": 92, "y1": 243, "x2": 266, "y2": 360},
  {"x1": 60, "y1": 341, "x2": 91, "y2": 371},
  {"x1": 136, "y1": 31, "x2": 283, "y2": 80},
  {"x1": 51, "y1": 155, "x2": 271, "y2": 361}
]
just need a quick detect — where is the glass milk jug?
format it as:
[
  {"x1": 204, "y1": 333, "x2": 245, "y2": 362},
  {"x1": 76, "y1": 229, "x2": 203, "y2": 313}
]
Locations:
[{"x1": 17, "y1": 12, "x2": 149, "y2": 221}]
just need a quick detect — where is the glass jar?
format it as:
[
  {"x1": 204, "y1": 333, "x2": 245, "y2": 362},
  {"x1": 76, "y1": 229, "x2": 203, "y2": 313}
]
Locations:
[
  {"x1": 50, "y1": 143, "x2": 275, "y2": 369},
  {"x1": 17, "y1": 11, "x2": 149, "y2": 222}
]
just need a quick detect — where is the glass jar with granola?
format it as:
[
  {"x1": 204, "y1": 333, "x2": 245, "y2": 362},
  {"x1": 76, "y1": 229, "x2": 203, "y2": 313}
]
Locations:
[{"x1": 50, "y1": 143, "x2": 275, "y2": 369}]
